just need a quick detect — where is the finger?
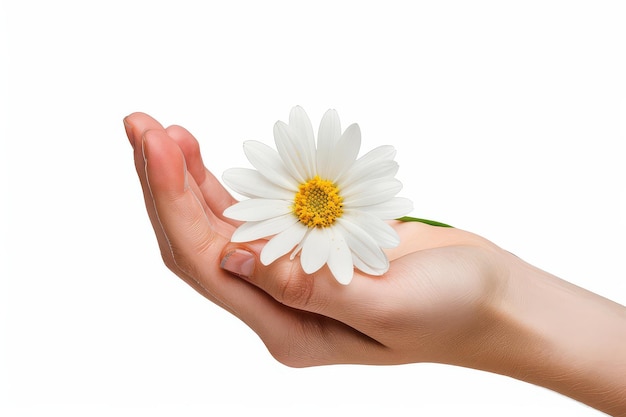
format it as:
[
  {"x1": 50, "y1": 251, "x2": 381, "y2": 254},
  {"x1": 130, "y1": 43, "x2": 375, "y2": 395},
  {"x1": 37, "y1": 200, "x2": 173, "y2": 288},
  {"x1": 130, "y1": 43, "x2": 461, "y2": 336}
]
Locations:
[
  {"x1": 124, "y1": 114, "x2": 270, "y2": 317},
  {"x1": 123, "y1": 113, "x2": 222, "y2": 301},
  {"x1": 124, "y1": 112, "x2": 165, "y2": 151},
  {"x1": 123, "y1": 113, "x2": 173, "y2": 263},
  {"x1": 141, "y1": 128, "x2": 233, "y2": 303},
  {"x1": 219, "y1": 223, "x2": 497, "y2": 339},
  {"x1": 219, "y1": 241, "x2": 388, "y2": 332},
  {"x1": 165, "y1": 124, "x2": 240, "y2": 226},
  {"x1": 217, "y1": 250, "x2": 396, "y2": 366},
  {"x1": 140, "y1": 130, "x2": 289, "y2": 321},
  {"x1": 124, "y1": 113, "x2": 232, "y2": 249}
]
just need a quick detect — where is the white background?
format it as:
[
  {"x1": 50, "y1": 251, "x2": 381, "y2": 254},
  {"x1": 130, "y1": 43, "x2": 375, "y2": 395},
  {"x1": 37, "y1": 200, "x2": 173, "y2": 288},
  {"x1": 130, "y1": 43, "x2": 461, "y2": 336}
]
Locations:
[{"x1": 1, "y1": 1, "x2": 625, "y2": 416}]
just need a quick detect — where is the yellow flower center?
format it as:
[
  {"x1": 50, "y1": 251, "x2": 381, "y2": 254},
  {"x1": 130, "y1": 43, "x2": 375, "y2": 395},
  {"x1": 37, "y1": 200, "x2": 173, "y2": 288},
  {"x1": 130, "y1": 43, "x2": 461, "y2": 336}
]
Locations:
[{"x1": 293, "y1": 176, "x2": 344, "y2": 228}]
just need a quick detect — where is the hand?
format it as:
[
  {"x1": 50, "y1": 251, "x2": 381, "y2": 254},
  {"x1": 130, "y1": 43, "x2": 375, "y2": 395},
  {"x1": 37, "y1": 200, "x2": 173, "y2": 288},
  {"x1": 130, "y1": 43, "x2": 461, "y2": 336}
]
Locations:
[
  {"x1": 123, "y1": 111, "x2": 512, "y2": 367},
  {"x1": 123, "y1": 112, "x2": 626, "y2": 415}
]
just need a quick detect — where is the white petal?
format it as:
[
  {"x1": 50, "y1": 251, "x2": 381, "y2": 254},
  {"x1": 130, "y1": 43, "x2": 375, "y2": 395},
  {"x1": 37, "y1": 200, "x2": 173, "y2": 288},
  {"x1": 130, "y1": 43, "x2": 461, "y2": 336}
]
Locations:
[
  {"x1": 327, "y1": 123, "x2": 361, "y2": 180},
  {"x1": 288, "y1": 106, "x2": 317, "y2": 179},
  {"x1": 336, "y1": 144, "x2": 398, "y2": 188},
  {"x1": 327, "y1": 227, "x2": 354, "y2": 285},
  {"x1": 316, "y1": 109, "x2": 341, "y2": 179},
  {"x1": 223, "y1": 168, "x2": 295, "y2": 199},
  {"x1": 353, "y1": 254, "x2": 388, "y2": 276},
  {"x1": 342, "y1": 178, "x2": 403, "y2": 207},
  {"x1": 337, "y1": 160, "x2": 399, "y2": 189},
  {"x1": 335, "y1": 219, "x2": 388, "y2": 270},
  {"x1": 273, "y1": 121, "x2": 310, "y2": 183},
  {"x1": 289, "y1": 106, "x2": 315, "y2": 143},
  {"x1": 243, "y1": 140, "x2": 299, "y2": 190},
  {"x1": 231, "y1": 213, "x2": 298, "y2": 242},
  {"x1": 290, "y1": 236, "x2": 306, "y2": 260},
  {"x1": 260, "y1": 222, "x2": 308, "y2": 265},
  {"x1": 223, "y1": 199, "x2": 292, "y2": 222},
  {"x1": 359, "y1": 145, "x2": 397, "y2": 162},
  {"x1": 359, "y1": 197, "x2": 414, "y2": 219},
  {"x1": 343, "y1": 210, "x2": 400, "y2": 248},
  {"x1": 300, "y1": 227, "x2": 330, "y2": 274}
]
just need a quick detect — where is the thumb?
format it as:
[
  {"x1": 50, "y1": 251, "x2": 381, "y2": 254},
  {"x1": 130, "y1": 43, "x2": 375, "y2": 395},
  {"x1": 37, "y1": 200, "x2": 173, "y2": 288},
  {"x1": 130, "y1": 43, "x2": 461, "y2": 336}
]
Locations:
[{"x1": 219, "y1": 242, "x2": 380, "y2": 325}]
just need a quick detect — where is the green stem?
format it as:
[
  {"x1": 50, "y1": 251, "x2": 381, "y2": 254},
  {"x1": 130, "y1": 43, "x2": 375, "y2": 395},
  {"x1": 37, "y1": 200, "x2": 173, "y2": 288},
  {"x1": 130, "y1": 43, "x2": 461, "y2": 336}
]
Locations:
[{"x1": 396, "y1": 216, "x2": 453, "y2": 228}]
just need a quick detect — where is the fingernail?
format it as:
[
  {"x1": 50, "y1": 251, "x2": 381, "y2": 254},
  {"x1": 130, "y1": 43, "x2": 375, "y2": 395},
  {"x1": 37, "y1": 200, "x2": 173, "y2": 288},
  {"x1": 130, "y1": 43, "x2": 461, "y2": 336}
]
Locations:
[{"x1": 221, "y1": 249, "x2": 255, "y2": 278}]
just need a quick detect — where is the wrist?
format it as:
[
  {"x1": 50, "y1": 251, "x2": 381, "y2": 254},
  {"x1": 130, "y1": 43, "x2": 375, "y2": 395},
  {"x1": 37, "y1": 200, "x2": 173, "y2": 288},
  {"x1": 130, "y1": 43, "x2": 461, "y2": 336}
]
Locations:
[{"x1": 473, "y1": 254, "x2": 626, "y2": 414}]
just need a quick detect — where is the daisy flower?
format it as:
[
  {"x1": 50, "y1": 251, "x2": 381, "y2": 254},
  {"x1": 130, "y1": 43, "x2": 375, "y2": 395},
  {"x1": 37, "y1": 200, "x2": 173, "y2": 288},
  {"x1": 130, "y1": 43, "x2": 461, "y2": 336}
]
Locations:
[{"x1": 222, "y1": 106, "x2": 413, "y2": 285}]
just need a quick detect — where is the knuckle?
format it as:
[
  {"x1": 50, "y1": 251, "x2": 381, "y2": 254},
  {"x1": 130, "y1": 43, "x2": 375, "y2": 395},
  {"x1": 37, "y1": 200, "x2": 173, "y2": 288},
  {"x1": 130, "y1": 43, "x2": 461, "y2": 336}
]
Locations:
[
  {"x1": 160, "y1": 228, "x2": 218, "y2": 279},
  {"x1": 160, "y1": 249, "x2": 179, "y2": 274},
  {"x1": 158, "y1": 241, "x2": 198, "y2": 278},
  {"x1": 273, "y1": 262, "x2": 315, "y2": 309},
  {"x1": 175, "y1": 212, "x2": 219, "y2": 267},
  {"x1": 169, "y1": 245, "x2": 198, "y2": 276}
]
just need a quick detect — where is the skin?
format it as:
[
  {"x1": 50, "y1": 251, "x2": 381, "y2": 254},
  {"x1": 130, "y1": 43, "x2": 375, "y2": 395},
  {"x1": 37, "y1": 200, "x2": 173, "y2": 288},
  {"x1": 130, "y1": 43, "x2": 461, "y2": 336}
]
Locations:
[{"x1": 124, "y1": 112, "x2": 626, "y2": 415}]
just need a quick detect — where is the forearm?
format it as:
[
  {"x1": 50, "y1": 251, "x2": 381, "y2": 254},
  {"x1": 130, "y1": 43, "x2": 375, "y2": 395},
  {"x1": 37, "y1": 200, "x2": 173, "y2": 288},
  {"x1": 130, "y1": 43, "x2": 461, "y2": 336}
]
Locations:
[{"x1": 478, "y1": 255, "x2": 626, "y2": 415}]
